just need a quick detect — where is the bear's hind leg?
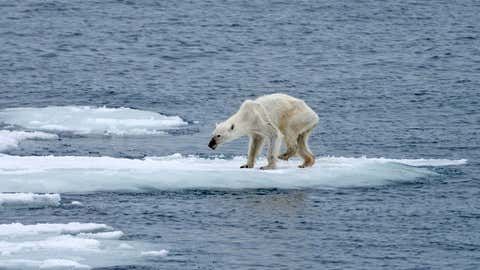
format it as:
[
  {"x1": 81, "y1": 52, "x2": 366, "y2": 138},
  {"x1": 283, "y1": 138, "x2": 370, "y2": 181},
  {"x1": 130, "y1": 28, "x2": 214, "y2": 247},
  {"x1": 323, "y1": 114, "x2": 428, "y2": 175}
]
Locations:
[
  {"x1": 278, "y1": 131, "x2": 298, "y2": 161},
  {"x1": 298, "y1": 129, "x2": 315, "y2": 168}
]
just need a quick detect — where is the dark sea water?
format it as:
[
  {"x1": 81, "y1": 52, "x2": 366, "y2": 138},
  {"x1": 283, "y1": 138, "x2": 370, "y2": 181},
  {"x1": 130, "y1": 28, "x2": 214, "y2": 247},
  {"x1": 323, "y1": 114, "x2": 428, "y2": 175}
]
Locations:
[{"x1": 0, "y1": 0, "x2": 479, "y2": 269}]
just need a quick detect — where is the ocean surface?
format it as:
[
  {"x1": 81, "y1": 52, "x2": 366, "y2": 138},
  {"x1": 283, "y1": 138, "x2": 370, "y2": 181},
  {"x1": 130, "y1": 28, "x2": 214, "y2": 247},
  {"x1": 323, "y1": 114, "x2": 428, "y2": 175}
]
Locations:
[{"x1": 0, "y1": 0, "x2": 479, "y2": 269}]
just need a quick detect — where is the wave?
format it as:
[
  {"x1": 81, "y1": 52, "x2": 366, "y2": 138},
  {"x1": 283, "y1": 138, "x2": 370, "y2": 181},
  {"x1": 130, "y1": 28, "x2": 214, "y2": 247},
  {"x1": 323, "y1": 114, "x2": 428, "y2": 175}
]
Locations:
[
  {"x1": 0, "y1": 154, "x2": 466, "y2": 193},
  {"x1": 0, "y1": 222, "x2": 168, "y2": 269},
  {"x1": 0, "y1": 130, "x2": 58, "y2": 151},
  {"x1": 0, "y1": 106, "x2": 188, "y2": 135},
  {"x1": 0, "y1": 193, "x2": 60, "y2": 208}
]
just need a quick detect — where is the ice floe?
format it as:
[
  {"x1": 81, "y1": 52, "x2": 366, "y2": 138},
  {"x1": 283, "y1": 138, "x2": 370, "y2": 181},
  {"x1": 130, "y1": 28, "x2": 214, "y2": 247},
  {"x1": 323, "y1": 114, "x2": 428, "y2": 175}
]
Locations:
[
  {"x1": 0, "y1": 259, "x2": 91, "y2": 270},
  {"x1": 0, "y1": 223, "x2": 112, "y2": 237},
  {"x1": 0, "y1": 130, "x2": 58, "y2": 151},
  {"x1": 0, "y1": 106, "x2": 187, "y2": 135},
  {"x1": 70, "y1": 201, "x2": 83, "y2": 206},
  {"x1": 0, "y1": 193, "x2": 61, "y2": 208},
  {"x1": 0, "y1": 154, "x2": 466, "y2": 192},
  {"x1": 0, "y1": 222, "x2": 168, "y2": 269},
  {"x1": 141, "y1": 250, "x2": 169, "y2": 257}
]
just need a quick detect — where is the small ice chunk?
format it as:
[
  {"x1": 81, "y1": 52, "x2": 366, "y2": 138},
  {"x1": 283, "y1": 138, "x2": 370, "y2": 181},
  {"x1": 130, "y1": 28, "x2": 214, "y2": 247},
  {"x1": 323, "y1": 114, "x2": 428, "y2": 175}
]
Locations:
[{"x1": 141, "y1": 249, "x2": 169, "y2": 257}]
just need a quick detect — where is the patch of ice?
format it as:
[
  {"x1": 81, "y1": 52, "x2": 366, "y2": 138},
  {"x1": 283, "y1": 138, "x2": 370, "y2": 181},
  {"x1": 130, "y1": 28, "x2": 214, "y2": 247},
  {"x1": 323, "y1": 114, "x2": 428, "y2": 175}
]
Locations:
[
  {"x1": 333, "y1": 156, "x2": 468, "y2": 167},
  {"x1": 0, "y1": 222, "x2": 112, "y2": 237},
  {"x1": 0, "y1": 259, "x2": 91, "y2": 270},
  {"x1": 0, "y1": 235, "x2": 101, "y2": 256},
  {"x1": 141, "y1": 250, "x2": 169, "y2": 257},
  {"x1": 0, "y1": 154, "x2": 466, "y2": 193},
  {"x1": 70, "y1": 201, "x2": 83, "y2": 206},
  {"x1": 0, "y1": 106, "x2": 187, "y2": 135},
  {"x1": 0, "y1": 193, "x2": 60, "y2": 208},
  {"x1": 0, "y1": 223, "x2": 167, "y2": 269},
  {"x1": 0, "y1": 130, "x2": 58, "y2": 151}
]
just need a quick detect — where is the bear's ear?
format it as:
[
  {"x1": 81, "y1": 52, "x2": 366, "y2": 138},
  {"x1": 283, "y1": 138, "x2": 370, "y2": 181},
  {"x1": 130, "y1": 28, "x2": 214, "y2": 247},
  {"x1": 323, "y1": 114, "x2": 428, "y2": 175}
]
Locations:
[
  {"x1": 230, "y1": 124, "x2": 235, "y2": 130},
  {"x1": 215, "y1": 122, "x2": 219, "y2": 127}
]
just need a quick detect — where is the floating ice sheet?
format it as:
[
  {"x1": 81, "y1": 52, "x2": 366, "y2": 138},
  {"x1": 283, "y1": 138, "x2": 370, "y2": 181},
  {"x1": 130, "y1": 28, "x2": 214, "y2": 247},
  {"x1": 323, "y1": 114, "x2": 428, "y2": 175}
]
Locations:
[
  {"x1": 0, "y1": 106, "x2": 188, "y2": 135},
  {"x1": 0, "y1": 222, "x2": 168, "y2": 269},
  {"x1": 0, "y1": 130, "x2": 58, "y2": 151},
  {"x1": 0, "y1": 193, "x2": 60, "y2": 208},
  {"x1": 0, "y1": 154, "x2": 466, "y2": 193}
]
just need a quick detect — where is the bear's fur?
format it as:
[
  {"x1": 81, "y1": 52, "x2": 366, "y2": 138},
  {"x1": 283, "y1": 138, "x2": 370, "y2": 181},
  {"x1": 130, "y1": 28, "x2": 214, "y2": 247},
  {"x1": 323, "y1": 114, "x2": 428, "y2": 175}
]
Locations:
[{"x1": 208, "y1": 93, "x2": 319, "y2": 169}]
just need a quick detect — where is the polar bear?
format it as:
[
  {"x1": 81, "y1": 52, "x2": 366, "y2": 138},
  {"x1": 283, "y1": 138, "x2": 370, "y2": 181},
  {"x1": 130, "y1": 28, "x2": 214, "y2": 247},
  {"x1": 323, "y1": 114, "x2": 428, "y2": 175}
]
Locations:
[{"x1": 208, "y1": 93, "x2": 319, "y2": 169}]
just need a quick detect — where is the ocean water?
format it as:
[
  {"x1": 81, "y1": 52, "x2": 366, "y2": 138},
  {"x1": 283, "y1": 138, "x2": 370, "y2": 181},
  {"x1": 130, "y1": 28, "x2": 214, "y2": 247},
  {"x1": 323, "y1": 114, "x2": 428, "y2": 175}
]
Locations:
[{"x1": 0, "y1": 0, "x2": 479, "y2": 269}]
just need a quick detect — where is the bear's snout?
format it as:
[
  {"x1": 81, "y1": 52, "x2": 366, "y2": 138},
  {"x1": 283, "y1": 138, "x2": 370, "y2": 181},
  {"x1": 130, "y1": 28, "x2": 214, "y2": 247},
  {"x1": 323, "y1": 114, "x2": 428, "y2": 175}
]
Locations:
[{"x1": 208, "y1": 138, "x2": 217, "y2": 150}]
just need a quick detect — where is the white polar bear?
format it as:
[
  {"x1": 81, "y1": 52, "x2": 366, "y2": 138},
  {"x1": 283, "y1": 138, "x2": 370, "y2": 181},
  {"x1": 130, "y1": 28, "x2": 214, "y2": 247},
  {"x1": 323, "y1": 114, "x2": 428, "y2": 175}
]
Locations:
[{"x1": 208, "y1": 93, "x2": 319, "y2": 170}]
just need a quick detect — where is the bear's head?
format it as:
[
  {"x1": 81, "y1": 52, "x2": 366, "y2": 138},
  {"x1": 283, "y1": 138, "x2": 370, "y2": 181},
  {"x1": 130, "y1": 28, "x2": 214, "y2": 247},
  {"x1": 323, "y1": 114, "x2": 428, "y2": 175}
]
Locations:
[{"x1": 208, "y1": 121, "x2": 242, "y2": 150}]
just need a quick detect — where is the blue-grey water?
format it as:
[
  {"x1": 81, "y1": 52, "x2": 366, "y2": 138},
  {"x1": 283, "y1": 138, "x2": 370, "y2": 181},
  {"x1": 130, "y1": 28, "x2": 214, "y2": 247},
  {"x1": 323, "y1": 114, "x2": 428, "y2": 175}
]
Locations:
[{"x1": 0, "y1": 0, "x2": 479, "y2": 269}]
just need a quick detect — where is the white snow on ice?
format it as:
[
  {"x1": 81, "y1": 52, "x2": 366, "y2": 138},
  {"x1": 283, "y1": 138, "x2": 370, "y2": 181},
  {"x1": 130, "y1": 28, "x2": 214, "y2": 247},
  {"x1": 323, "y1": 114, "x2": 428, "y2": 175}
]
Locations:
[
  {"x1": 0, "y1": 130, "x2": 58, "y2": 151},
  {"x1": 0, "y1": 106, "x2": 187, "y2": 135},
  {"x1": 0, "y1": 193, "x2": 61, "y2": 208},
  {"x1": 0, "y1": 154, "x2": 466, "y2": 193},
  {"x1": 0, "y1": 222, "x2": 168, "y2": 269}
]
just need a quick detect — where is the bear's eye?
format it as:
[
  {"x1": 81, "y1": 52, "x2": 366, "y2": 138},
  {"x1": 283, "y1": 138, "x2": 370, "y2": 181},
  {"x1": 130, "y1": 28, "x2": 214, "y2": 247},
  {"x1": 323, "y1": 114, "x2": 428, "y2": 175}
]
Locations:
[
  {"x1": 217, "y1": 135, "x2": 221, "y2": 138},
  {"x1": 230, "y1": 124, "x2": 235, "y2": 130}
]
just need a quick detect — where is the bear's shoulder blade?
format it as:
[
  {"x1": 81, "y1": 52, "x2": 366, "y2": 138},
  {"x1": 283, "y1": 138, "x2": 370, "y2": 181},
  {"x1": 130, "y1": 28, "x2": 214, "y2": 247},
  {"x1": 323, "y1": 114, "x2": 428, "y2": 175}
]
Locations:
[{"x1": 240, "y1": 99, "x2": 260, "y2": 110}]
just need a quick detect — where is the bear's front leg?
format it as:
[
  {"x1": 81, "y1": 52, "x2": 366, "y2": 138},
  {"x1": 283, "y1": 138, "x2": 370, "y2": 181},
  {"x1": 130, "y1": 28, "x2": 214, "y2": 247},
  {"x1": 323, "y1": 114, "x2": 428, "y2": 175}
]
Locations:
[
  {"x1": 241, "y1": 134, "x2": 264, "y2": 169},
  {"x1": 260, "y1": 133, "x2": 281, "y2": 170}
]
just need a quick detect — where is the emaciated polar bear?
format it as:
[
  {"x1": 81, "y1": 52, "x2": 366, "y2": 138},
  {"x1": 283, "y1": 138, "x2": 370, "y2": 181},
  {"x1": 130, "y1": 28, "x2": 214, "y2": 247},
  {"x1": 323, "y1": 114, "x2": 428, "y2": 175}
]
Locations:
[{"x1": 208, "y1": 93, "x2": 319, "y2": 170}]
